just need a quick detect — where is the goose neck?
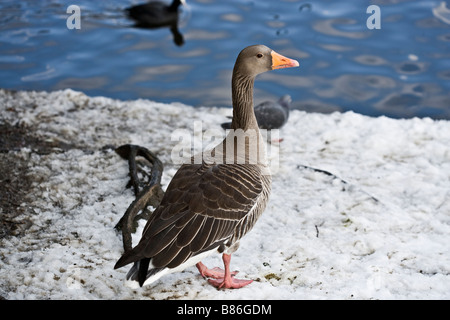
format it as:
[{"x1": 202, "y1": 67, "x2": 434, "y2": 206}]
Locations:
[{"x1": 231, "y1": 72, "x2": 258, "y2": 131}]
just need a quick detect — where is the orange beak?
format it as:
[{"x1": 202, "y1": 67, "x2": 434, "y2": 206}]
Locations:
[{"x1": 271, "y1": 50, "x2": 299, "y2": 70}]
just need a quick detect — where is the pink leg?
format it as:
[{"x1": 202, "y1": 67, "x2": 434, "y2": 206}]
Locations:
[
  {"x1": 207, "y1": 254, "x2": 253, "y2": 289},
  {"x1": 196, "y1": 261, "x2": 238, "y2": 279}
]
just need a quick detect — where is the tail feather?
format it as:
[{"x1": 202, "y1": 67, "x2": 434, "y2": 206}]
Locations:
[
  {"x1": 114, "y1": 250, "x2": 140, "y2": 270},
  {"x1": 138, "y1": 258, "x2": 151, "y2": 287},
  {"x1": 125, "y1": 261, "x2": 139, "y2": 281},
  {"x1": 125, "y1": 259, "x2": 164, "y2": 287}
]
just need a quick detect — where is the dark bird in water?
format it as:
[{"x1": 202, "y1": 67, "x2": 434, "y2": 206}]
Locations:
[
  {"x1": 114, "y1": 45, "x2": 299, "y2": 289},
  {"x1": 126, "y1": 0, "x2": 186, "y2": 46},
  {"x1": 221, "y1": 95, "x2": 292, "y2": 130}
]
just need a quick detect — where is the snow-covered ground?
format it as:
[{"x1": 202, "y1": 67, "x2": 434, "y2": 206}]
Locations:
[{"x1": 0, "y1": 89, "x2": 449, "y2": 299}]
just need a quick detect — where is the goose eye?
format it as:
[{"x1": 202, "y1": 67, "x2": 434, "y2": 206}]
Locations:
[{"x1": 256, "y1": 53, "x2": 263, "y2": 58}]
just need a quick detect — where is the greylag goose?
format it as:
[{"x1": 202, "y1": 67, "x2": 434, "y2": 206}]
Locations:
[
  {"x1": 114, "y1": 45, "x2": 299, "y2": 289},
  {"x1": 221, "y1": 95, "x2": 292, "y2": 130},
  {"x1": 126, "y1": 0, "x2": 186, "y2": 46}
]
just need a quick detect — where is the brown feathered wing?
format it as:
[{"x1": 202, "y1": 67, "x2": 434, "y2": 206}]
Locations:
[{"x1": 114, "y1": 161, "x2": 264, "y2": 271}]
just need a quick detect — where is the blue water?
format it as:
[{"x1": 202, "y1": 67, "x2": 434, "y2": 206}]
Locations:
[{"x1": 1, "y1": 0, "x2": 449, "y2": 119}]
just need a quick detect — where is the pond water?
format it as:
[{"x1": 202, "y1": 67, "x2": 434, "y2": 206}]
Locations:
[{"x1": 1, "y1": 0, "x2": 449, "y2": 119}]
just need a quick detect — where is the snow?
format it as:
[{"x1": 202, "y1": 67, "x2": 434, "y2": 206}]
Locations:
[{"x1": 0, "y1": 88, "x2": 449, "y2": 300}]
